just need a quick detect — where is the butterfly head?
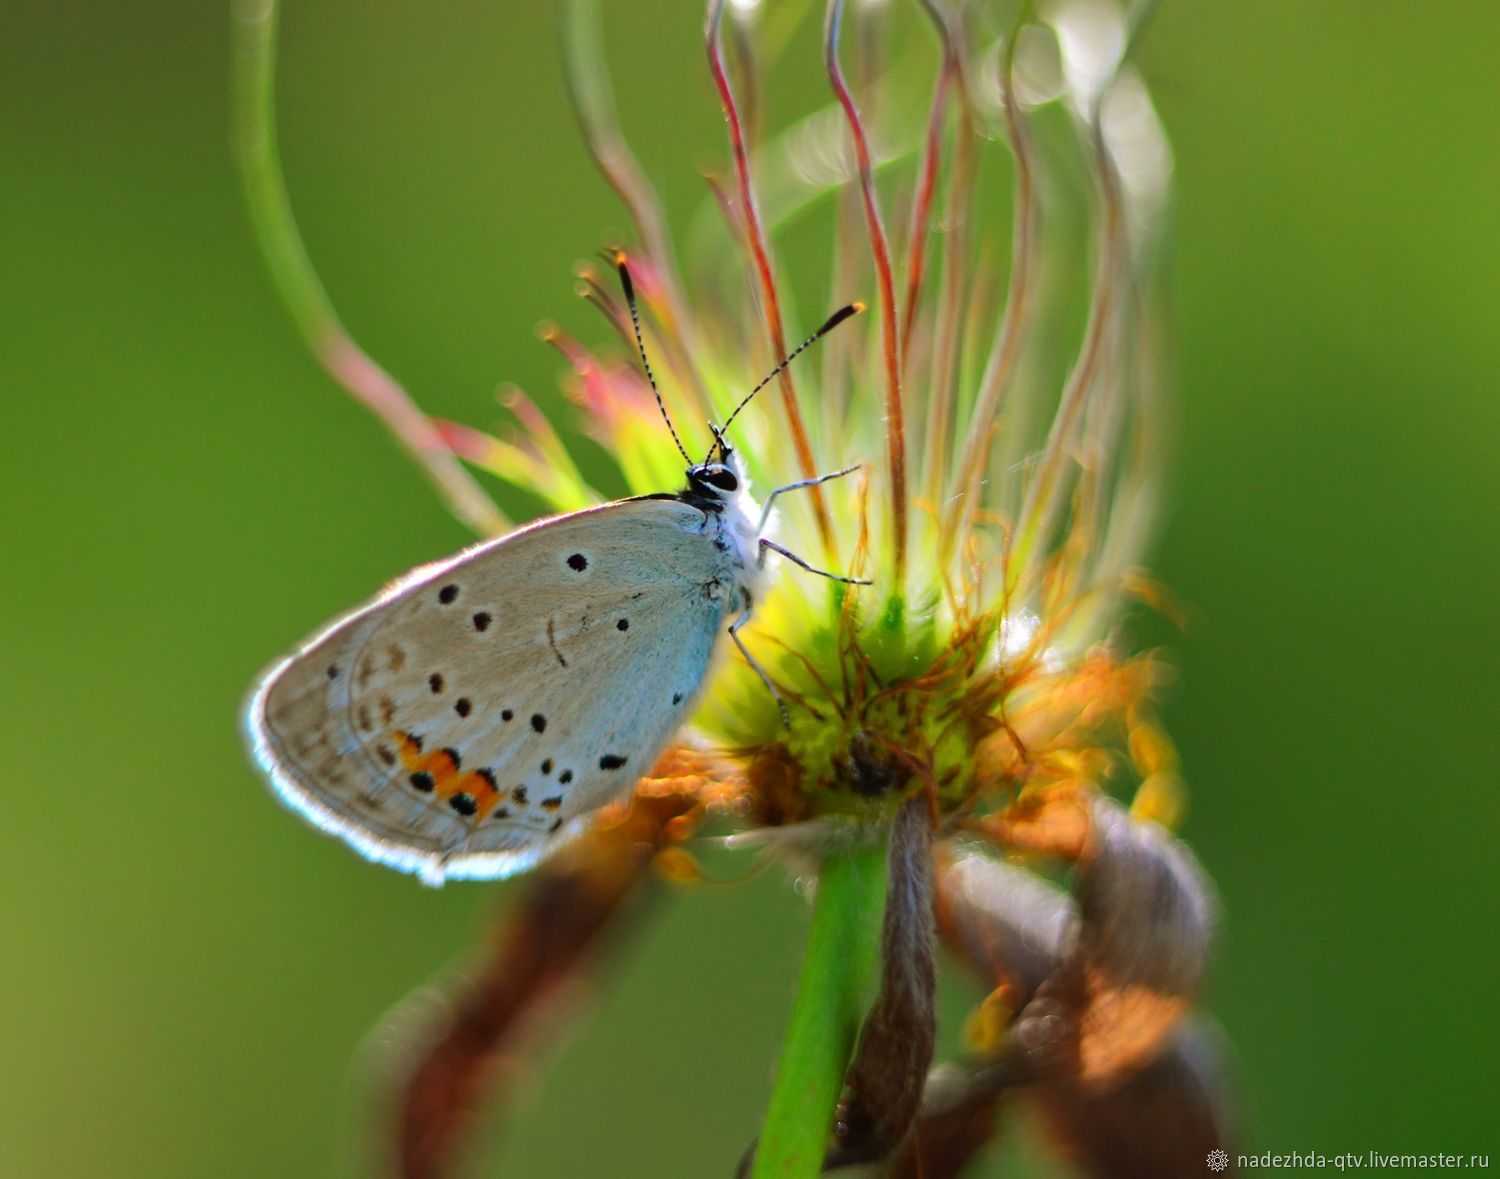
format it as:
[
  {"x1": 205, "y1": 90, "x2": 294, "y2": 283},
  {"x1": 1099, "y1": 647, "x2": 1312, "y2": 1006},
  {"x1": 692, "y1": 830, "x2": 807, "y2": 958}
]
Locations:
[
  {"x1": 684, "y1": 451, "x2": 743, "y2": 509},
  {"x1": 679, "y1": 422, "x2": 745, "y2": 509}
]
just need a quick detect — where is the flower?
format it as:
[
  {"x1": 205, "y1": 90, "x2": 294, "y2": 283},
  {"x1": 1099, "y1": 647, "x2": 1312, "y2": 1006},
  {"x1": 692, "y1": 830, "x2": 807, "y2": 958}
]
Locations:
[{"x1": 234, "y1": 0, "x2": 1231, "y2": 1174}]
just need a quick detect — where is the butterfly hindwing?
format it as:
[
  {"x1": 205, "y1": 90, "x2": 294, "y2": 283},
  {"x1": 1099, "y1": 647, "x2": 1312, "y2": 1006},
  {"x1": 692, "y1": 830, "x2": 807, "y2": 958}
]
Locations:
[{"x1": 247, "y1": 499, "x2": 729, "y2": 883}]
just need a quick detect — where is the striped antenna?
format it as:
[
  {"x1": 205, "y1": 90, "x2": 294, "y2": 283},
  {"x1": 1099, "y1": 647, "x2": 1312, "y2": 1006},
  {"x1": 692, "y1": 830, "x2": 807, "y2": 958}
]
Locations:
[
  {"x1": 614, "y1": 253, "x2": 690, "y2": 463},
  {"x1": 715, "y1": 302, "x2": 865, "y2": 455}
]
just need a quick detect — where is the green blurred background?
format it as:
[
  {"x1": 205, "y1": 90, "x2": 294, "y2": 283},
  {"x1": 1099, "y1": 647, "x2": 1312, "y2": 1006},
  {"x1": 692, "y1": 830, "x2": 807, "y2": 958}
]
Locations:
[{"x1": 3, "y1": 2, "x2": 1496, "y2": 1176}]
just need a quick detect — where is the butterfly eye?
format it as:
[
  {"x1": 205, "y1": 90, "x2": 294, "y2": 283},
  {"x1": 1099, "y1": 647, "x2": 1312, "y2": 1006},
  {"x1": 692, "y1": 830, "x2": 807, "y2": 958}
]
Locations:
[{"x1": 702, "y1": 468, "x2": 738, "y2": 492}]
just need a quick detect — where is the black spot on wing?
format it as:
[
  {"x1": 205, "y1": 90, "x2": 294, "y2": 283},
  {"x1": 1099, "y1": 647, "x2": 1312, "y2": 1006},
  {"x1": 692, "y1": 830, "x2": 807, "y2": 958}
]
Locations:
[
  {"x1": 531, "y1": 713, "x2": 546, "y2": 733},
  {"x1": 567, "y1": 553, "x2": 588, "y2": 572},
  {"x1": 438, "y1": 584, "x2": 459, "y2": 604},
  {"x1": 472, "y1": 611, "x2": 492, "y2": 632},
  {"x1": 599, "y1": 754, "x2": 627, "y2": 771},
  {"x1": 410, "y1": 771, "x2": 435, "y2": 793}
]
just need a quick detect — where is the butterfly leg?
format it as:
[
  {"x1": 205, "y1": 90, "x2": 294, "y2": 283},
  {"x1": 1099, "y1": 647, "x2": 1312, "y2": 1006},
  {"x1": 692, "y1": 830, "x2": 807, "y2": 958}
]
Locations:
[
  {"x1": 759, "y1": 538, "x2": 873, "y2": 585},
  {"x1": 757, "y1": 465, "x2": 861, "y2": 534},
  {"x1": 729, "y1": 607, "x2": 791, "y2": 728}
]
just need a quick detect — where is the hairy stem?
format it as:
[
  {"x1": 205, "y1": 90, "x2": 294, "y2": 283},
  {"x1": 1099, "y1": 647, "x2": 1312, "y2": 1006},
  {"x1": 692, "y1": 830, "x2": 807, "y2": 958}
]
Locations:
[
  {"x1": 230, "y1": 0, "x2": 506, "y2": 537},
  {"x1": 752, "y1": 841, "x2": 887, "y2": 1178}
]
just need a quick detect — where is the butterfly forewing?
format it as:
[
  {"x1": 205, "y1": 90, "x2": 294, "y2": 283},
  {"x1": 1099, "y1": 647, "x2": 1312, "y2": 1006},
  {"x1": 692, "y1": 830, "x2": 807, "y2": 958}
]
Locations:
[{"x1": 247, "y1": 499, "x2": 729, "y2": 884}]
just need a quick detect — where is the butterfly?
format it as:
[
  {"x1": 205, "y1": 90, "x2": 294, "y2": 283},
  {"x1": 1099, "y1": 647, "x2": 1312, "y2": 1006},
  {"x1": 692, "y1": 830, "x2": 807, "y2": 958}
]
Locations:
[{"x1": 244, "y1": 257, "x2": 866, "y2": 885}]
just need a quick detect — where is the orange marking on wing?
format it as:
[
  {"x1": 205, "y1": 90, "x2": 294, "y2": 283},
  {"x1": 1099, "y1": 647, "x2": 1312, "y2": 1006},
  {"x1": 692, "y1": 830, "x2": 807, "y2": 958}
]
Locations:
[
  {"x1": 414, "y1": 749, "x2": 461, "y2": 792},
  {"x1": 462, "y1": 773, "x2": 504, "y2": 820},
  {"x1": 393, "y1": 730, "x2": 425, "y2": 768},
  {"x1": 392, "y1": 731, "x2": 462, "y2": 791},
  {"x1": 392, "y1": 731, "x2": 504, "y2": 821}
]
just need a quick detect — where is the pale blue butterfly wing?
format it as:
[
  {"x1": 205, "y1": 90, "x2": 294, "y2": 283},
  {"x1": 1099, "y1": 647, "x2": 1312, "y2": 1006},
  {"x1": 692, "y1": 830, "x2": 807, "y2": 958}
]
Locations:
[{"x1": 246, "y1": 498, "x2": 735, "y2": 884}]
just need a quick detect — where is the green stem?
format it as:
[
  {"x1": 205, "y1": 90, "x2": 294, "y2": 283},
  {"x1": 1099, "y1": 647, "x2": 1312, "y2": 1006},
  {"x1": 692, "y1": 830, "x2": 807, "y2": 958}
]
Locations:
[{"x1": 752, "y1": 842, "x2": 887, "y2": 1178}]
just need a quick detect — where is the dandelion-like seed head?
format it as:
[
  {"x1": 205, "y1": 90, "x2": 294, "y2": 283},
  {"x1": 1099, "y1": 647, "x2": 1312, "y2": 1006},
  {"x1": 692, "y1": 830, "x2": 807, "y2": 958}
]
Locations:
[{"x1": 455, "y1": 0, "x2": 1180, "y2": 845}]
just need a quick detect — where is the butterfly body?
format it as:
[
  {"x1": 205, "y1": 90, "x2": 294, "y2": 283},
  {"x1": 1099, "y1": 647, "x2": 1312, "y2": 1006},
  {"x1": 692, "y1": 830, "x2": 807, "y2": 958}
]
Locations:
[
  {"x1": 246, "y1": 257, "x2": 867, "y2": 885},
  {"x1": 246, "y1": 459, "x2": 764, "y2": 885}
]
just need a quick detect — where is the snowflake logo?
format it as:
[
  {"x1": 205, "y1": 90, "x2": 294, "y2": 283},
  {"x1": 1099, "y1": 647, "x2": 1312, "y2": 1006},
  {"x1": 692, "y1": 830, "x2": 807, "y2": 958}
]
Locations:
[{"x1": 1207, "y1": 1148, "x2": 1230, "y2": 1172}]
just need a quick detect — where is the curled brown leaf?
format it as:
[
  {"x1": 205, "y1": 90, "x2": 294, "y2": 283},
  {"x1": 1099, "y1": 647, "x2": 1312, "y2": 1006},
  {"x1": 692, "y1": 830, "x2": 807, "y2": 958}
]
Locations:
[
  {"x1": 894, "y1": 794, "x2": 1226, "y2": 1176},
  {"x1": 831, "y1": 795, "x2": 938, "y2": 1167}
]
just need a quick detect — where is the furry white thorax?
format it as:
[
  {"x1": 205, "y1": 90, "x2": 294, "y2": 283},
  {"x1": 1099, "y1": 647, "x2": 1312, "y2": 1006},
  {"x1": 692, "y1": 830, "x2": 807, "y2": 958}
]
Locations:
[{"x1": 685, "y1": 458, "x2": 768, "y2": 613}]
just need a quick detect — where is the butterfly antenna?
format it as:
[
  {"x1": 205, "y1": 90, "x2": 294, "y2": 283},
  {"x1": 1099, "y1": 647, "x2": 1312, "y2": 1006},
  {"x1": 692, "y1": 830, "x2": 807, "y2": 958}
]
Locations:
[
  {"x1": 715, "y1": 302, "x2": 865, "y2": 449},
  {"x1": 615, "y1": 253, "x2": 691, "y2": 463}
]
